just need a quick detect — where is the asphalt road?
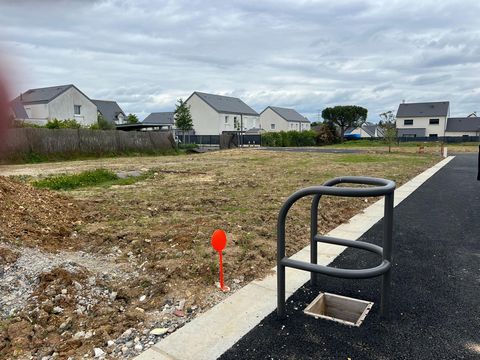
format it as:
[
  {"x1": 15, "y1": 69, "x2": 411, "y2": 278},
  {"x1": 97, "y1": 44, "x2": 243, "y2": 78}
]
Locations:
[{"x1": 220, "y1": 154, "x2": 480, "y2": 360}]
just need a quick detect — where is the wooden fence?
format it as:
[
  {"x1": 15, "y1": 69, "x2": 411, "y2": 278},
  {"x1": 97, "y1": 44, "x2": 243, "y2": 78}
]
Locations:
[{"x1": 0, "y1": 128, "x2": 175, "y2": 158}]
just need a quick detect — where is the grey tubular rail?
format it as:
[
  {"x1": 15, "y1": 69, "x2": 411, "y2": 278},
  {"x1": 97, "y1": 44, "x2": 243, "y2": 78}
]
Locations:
[{"x1": 277, "y1": 176, "x2": 395, "y2": 319}]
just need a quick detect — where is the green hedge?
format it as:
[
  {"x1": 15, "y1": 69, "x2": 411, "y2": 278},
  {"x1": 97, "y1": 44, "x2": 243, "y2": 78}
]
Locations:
[{"x1": 261, "y1": 130, "x2": 316, "y2": 147}]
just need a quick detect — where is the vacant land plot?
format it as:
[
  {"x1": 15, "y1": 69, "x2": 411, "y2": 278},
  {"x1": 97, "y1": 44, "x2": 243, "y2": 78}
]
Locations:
[
  {"x1": 324, "y1": 140, "x2": 479, "y2": 154},
  {"x1": 0, "y1": 149, "x2": 440, "y2": 359}
]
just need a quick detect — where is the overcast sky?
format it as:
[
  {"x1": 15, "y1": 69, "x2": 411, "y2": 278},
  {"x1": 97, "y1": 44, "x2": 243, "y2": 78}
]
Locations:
[{"x1": 1, "y1": 0, "x2": 479, "y2": 121}]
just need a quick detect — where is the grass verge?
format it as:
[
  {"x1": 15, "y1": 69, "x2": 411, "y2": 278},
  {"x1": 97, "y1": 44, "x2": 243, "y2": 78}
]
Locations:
[{"x1": 32, "y1": 169, "x2": 152, "y2": 190}]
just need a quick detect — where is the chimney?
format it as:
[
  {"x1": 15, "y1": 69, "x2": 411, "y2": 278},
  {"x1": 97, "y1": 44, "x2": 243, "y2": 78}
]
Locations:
[{"x1": 402, "y1": 99, "x2": 405, "y2": 104}]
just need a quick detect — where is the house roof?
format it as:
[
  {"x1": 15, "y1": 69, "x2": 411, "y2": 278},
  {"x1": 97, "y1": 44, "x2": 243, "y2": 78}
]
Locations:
[
  {"x1": 396, "y1": 101, "x2": 449, "y2": 118},
  {"x1": 13, "y1": 84, "x2": 89, "y2": 105},
  {"x1": 189, "y1": 91, "x2": 258, "y2": 116},
  {"x1": 345, "y1": 123, "x2": 384, "y2": 138},
  {"x1": 9, "y1": 98, "x2": 29, "y2": 119},
  {"x1": 263, "y1": 106, "x2": 309, "y2": 123},
  {"x1": 142, "y1": 112, "x2": 175, "y2": 125},
  {"x1": 446, "y1": 117, "x2": 480, "y2": 132},
  {"x1": 92, "y1": 100, "x2": 125, "y2": 124}
]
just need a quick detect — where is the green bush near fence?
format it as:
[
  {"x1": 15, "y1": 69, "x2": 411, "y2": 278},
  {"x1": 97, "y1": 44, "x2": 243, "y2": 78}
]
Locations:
[
  {"x1": 261, "y1": 130, "x2": 317, "y2": 147},
  {"x1": 46, "y1": 118, "x2": 83, "y2": 129}
]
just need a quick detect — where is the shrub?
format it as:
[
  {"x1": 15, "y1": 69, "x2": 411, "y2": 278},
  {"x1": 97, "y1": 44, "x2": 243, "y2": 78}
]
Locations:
[
  {"x1": 90, "y1": 114, "x2": 114, "y2": 130},
  {"x1": 46, "y1": 118, "x2": 82, "y2": 129},
  {"x1": 314, "y1": 123, "x2": 339, "y2": 145},
  {"x1": 261, "y1": 130, "x2": 316, "y2": 147}
]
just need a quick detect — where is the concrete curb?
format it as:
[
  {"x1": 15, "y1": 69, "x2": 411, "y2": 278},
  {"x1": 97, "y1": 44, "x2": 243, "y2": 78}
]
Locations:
[{"x1": 135, "y1": 156, "x2": 454, "y2": 360}]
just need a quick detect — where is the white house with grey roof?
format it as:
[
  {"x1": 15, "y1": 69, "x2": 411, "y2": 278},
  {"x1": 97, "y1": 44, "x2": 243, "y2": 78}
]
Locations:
[
  {"x1": 142, "y1": 112, "x2": 175, "y2": 130},
  {"x1": 92, "y1": 99, "x2": 126, "y2": 125},
  {"x1": 345, "y1": 122, "x2": 384, "y2": 138},
  {"x1": 185, "y1": 91, "x2": 259, "y2": 135},
  {"x1": 259, "y1": 106, "x2": 311, "y2": 132},
  {"x1": 395, "y1": 101, "x2": 450, "y2": 138},
  {"x1": 10, "y1": 84, "x2": 97, "y2": 126},
  {"x1": 445, "y1": 116, "x2": 480, "y2": 137}
]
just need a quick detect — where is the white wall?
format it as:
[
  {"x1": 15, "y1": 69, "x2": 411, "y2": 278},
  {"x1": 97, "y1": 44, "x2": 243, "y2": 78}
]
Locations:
[
  {"x1": 48, "y1": 86, "x2": 97, "y2": 126},
  {"x1": 396, "y1": 116, "x2": 447, "y2": 136},
  {"x1": 260, "y1": 108, "x2": 310, "y2": 132},
  {"x1": 24, "y1": 103, "x2": 48, "y2": 119},
  {"x1": 260, "y1": 108, "x2": 287, "y2": 131},
  {"x1": 186, "y1": 93, "x2": 220, "y2": 135},
  {"x1": 219, "y1": 113, "x2": 260, "y2": 133},
  {"x1": 445, "y1": 131, "x2": 479, "y2": 137}
]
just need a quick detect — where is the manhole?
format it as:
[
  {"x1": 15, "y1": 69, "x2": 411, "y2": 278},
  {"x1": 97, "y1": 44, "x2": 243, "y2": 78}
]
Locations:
[{"x1": 304, "y1": 292, "x2": 373, "y2": 327}]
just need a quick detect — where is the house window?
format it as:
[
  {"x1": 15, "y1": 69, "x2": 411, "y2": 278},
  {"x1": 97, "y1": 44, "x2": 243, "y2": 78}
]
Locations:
[
  {"x1": 224, "y1": 116, "x2": 229, "y2": 123},
  {"x1": 429, "y1": 134, "x2": 438, "y2": 138},
  {"x1": 271, "y1": 124, "x2": 276, "y2": 130},
  {"x1": 429, "y1": 119, "x2": 439, "y2": 125},
  {"x1": 74, "y1": 105, "x2": 81, "y2": 115},
  {"x1": 404, "y1": 119, "x2": 413, "y2": 125}
]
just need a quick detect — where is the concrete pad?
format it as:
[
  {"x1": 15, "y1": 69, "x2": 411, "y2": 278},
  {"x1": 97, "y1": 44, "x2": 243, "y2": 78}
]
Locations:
[{"x1": 135, "y1": 156, "x2": 455, "y2": 360}]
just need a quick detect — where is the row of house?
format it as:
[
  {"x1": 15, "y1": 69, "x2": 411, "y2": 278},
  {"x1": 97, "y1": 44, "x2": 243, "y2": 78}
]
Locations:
[
  {"x1": 9, "y1": 85, "x2": 480, "y2": 138},
  {"x1": 9, "y1": 85, "x2": 311, "y2": 135},
  {"x1": 345, "y1": 101, "x2": 480, "y2": 139}
]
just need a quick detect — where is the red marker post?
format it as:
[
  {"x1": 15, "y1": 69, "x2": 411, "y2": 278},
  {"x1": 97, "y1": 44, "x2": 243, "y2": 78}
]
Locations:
[{"x1": 211, "y1": 229, "x2": 229, "y2": 292}]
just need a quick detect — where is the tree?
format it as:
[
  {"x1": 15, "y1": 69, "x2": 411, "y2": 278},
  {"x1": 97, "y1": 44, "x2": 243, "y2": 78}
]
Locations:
[
  {"x1": 315, "y1": 122, "x2": 339, "y2": 145},
  {"x1": 321, "y1": 105, "x2": 368, "y2": 141},
  {"x1": 378, "y1": 111, "x2": 397, "y2": 153},
  {"x1": 174, "y1": 98, "x2": 193, "y2": 143},
  {"x1": 127, "y1": 113, "x2": 139, "y2": 124}
]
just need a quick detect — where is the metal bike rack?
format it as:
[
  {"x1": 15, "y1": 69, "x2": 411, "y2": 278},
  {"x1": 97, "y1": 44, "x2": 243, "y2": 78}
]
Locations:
[{"x1": 277, "y1": 176, "x2": 395, "y2": 319}]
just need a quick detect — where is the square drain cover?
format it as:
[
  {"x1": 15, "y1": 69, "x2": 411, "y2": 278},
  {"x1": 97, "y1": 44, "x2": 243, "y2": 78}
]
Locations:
[{"x1": 304, "y1": 292, "x2": 373, "y2": 327}]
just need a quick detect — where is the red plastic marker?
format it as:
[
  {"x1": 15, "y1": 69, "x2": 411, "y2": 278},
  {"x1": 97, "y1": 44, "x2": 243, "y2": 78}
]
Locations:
[{"x1": 211, "y1": 229, "x2": 229, "y2": 292}]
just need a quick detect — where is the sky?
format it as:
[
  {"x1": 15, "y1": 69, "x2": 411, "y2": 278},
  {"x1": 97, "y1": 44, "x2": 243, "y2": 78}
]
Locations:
[{"x1": 1, "y1": 0, "x2": 479, "y2": 121}]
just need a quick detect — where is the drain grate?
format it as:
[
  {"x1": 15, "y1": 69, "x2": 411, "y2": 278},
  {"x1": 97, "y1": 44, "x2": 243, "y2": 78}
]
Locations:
[{"x1": 304, "y1": 292, "x2": 373, "y2": 327}]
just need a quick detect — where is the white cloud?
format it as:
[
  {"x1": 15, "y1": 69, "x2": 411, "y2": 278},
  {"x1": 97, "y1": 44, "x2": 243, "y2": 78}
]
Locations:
[{"x1": 1, "y1": 0, "x2": 480, "y2": 120}]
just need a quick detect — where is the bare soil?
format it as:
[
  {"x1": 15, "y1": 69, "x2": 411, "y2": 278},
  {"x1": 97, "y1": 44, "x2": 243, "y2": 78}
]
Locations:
[{"x1": 0, "y1": 149, "x2": 440, "y2": 359}]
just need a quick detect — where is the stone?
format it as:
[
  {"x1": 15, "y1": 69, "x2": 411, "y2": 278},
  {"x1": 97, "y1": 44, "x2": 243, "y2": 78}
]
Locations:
[
  {"x1": 107, "y1": 340, "x2": 115, "y2": 347},
  {"x1": 109, "y1": 292, "x2": 117, "y2": 301},
  {"x1": 177, "y1": 299, "x2": 186, "y2": 311},
  {"x1": 52, "y1": 306, "x2": 64, "y2": 314},
  {"x1": 121, "y1": 328, "x2": 133, "y2": 338},
  {"x1": 85, "y1": 330, "x2": 94, "y2": 339},
  {"x1": 150, "y1": 328, "x2": 168, "y2": 336},
  {"x1": 73, "y1": 331, "x2": 85, "y2": 339},
  {"x1": 134, "y1": 344, "x2": 143, "y2": 351},
  {"x1": 173, "y1": 309, "x2": 185, "y2": 317},
  {"x1": 93, "y1": 348, "x2": 105, "y2": 358},
  {"x1": 125, "y1": 341, "x2": 134, "y2": 348},
  {"x1": 139, "y1": 295, "x2": 146, "y2": 302}
]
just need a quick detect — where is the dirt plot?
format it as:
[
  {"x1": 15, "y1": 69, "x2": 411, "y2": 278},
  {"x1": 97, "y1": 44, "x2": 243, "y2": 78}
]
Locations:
[{"x1": 0, "y1": 149, "x2": 439, "y2": 359}]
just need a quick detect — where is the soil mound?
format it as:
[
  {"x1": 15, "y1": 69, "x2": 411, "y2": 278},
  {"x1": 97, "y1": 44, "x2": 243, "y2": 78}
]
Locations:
[{"x1": 0, "y1": 177, "x2": 81, "y2": 250}]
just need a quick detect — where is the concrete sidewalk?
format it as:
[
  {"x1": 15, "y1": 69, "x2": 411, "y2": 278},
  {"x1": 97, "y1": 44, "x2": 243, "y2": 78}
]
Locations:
[{"x1": 220, "y1": 154, "x2": 480, "y2": 359}]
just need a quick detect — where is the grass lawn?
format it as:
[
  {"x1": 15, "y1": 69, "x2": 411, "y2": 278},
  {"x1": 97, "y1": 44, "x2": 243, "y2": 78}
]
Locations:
[{"x1": 324, "y1": 139, "x2": 479, "y2": 154}]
